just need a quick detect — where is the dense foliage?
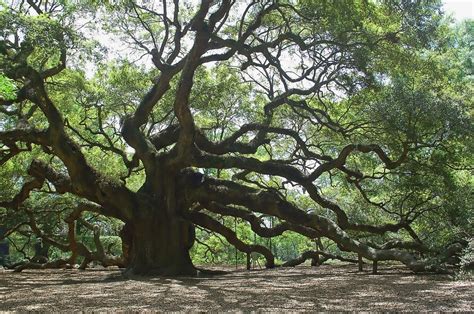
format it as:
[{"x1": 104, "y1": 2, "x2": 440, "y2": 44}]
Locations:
[{"x1": 0, "y1": 0, "x2": 472, "y2": 275}]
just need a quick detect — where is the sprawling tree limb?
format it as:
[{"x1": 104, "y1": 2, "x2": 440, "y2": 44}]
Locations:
[
  {"x1": 282, "y1": 250, "x2": 359, "y2": 267},
  {"x1": 191, "y1": 149, "x2": 409, "y2": 233},
  {"x1": 13, "y1": 259, "x2": 70, "y2": 272},
  {"x1": 1, "y1": 26, "x2": 140, "y2": 222},
  {"x1": 185, "y1": 210, "x2": 275, "y2": 268},
  {"x1": 202, "y1": 201, "x2": 321, "y2": 239},
  {"x1": 0, "y1": 127, "x2": 50, "y2": 151},
  {"x1": 4, "y1": 198, "x2": 125, "y2": 272},
  {"x1": 186, "y1": 177, "x2": 446, "y2": 272}
]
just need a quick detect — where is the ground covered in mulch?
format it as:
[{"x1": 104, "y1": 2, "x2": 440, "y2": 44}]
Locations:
[{"x1": 1, "y1": 264, "x2": 472, "y2": 311}]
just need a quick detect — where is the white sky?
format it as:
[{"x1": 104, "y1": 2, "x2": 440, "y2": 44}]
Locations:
[{"x1": 443, "y1": 0, "x2": 474, "y2": 21}]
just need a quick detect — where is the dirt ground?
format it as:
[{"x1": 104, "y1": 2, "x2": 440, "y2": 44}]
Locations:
[{"x1": 1, "y1": 264, "x2": 472, "y2": 311}]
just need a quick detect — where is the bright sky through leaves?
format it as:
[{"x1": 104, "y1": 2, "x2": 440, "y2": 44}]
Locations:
[{"x1": 443, "y1": 0, "x2": 473, "y2": 21}]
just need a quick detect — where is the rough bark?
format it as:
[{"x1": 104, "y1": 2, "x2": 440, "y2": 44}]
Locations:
[{"x1": 123, "y1": 214, "x2": 196, "y2": 276}]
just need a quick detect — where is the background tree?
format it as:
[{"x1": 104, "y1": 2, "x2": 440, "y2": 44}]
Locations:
[{"x1": 0, "y1": 0, "x2": 472, "y2": 275}]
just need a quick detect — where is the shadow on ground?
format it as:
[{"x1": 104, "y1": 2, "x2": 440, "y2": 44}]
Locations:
[{"x1": 1, "y1": 264, "x2": 472, "y2": 311}]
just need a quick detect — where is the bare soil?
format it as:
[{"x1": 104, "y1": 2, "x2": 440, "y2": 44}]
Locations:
[{"x1": 1, "y1": 264, "x2": 472, "y2": 311}]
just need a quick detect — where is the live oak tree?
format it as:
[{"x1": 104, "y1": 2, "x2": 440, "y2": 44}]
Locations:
[{"x1": 0, "y1": 0, "x2": 472, "y2": 275}]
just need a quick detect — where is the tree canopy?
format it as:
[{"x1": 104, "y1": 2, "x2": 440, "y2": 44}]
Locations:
[{"x1": 0, "y1": 0, "x2": 472, "y2": 276}]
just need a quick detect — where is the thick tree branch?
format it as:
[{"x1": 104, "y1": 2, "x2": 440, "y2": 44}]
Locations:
[
  {"x1": 187, "y1": 177, "x2": 444, "y2": 272},
  {"x1": 203, "y1": 201, "x2": 320, "y2": 239},
  {"x1": 282, "y1": 250, "x2": 359, "y2": 267},
  {"x1": 185, "y1": 210, "x2": 275, "y2": 268}
]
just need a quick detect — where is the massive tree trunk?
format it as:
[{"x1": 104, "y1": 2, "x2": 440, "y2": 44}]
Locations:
[{"x1": 121, "y1": 213, "x2": 196, "y2": 276}]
